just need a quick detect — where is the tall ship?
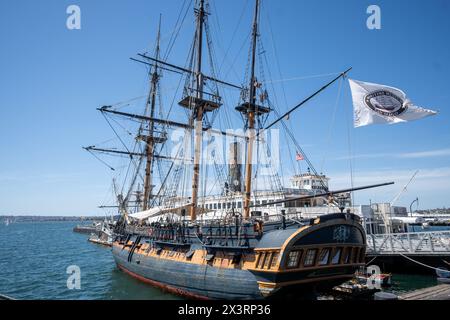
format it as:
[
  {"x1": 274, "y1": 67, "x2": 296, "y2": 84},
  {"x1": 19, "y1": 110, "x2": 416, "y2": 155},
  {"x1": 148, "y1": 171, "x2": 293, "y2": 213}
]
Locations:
[{"x1": 85, "y1": 0, "x2": 393, "y2": 299}]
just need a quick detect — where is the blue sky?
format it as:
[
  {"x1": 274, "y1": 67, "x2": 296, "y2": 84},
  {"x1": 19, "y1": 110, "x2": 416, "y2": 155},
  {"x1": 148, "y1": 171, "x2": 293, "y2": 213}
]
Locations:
[{"x1": 0, "y1": 0, "x2": 449, "y2": 216}]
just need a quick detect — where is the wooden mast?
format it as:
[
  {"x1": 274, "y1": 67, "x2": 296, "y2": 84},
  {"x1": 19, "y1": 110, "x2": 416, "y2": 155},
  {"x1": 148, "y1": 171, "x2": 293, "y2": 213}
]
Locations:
[
  {"x1": 243, "y1": 0, "x2": 260, "y2": 220},
  {"x1": 190, "y1": 0, "x2": 206, "y2": 221},
  {"x1": 143, "y1": 17, "x2": 162, "y2": 211}
]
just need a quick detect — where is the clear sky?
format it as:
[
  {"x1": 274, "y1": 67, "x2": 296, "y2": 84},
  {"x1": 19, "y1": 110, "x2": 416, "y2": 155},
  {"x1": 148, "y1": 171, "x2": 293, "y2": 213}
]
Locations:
[{"x1": 0, "y1": 0, "x2": 449, "y2": 216}]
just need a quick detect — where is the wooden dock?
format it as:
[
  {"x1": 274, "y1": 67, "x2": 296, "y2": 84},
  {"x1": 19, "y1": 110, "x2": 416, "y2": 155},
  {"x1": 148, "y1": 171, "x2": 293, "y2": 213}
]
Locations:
[{"x1": 399, "y1": 284, "x2": 450, "y2": 300}]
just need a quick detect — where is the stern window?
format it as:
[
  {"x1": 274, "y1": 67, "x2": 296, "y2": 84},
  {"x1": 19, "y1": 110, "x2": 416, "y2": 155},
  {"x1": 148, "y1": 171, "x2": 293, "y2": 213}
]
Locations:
[
  {"x1": 358, "y1": 247, "x2": 365, "y2": 263},
  {"x1": 258, "y1": 253, "x2": 267, "y2": 269},
  {"x1": 318, "y1": 248, "x2": 330, "y2": 266},
  {"x1": 286, "y1": 250, "x2": 301, "y2": 269},
  {"x1": 263, "y1": 253, "x2": 272, "y2": 269},
  {"x1": 270, "y1": 252, "x2": 279, "y2": 269},
  {"x1": 303, "y1": 249, "x2": 317, "y2": 267},
  {"x1": 331, "y1": 248, "x2": 342, "y2": 265},
  {"x1": 343, "y1": 248, "x2": 351, "y2": 264},
  {"x1": 352, "y1": 247, "x2": 360, "y2": 263}
]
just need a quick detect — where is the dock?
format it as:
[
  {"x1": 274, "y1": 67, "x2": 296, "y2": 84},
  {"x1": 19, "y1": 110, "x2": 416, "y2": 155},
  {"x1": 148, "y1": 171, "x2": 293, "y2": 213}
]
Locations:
[
  {"x1": 365, "y1": 230, "x2": 450, "y2": 273},
  {"x1": 366, "y1": 230, "x2": 450, "y2": 256},
  {"x1": 399, "y1": 284, "x2": 450, "y2": 300}
]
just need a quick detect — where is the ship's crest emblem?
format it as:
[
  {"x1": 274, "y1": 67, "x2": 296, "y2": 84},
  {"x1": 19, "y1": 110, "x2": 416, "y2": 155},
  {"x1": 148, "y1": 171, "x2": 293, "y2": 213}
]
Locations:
[
  {"x1": 333, "y1": 225, "x2": 350, "y2": 242},
  {"x1": 364, "y1": 90, "x2": 407, "y2": 116}
]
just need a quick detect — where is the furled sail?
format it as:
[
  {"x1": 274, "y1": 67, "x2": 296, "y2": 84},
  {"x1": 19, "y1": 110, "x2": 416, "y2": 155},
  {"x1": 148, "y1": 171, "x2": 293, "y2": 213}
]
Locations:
[{"x1": 128, "y1": 204, "x2": 212, "y2": 221}]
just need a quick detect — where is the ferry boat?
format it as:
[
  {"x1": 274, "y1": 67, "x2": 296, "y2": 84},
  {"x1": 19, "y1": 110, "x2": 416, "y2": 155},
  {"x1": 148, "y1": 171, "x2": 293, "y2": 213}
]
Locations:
[{"x1": 85, "y1": 0, "x2": 393, "y2": 299}]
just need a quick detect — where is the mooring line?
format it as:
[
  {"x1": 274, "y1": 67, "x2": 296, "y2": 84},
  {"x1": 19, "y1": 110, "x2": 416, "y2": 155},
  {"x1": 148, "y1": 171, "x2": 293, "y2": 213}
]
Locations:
[
  {"x1": 399, "y1": 253, "x2": 447, "y2": 272},
  {"x1": 366, "y1": 256, "x2": 378, "y2": 266}
]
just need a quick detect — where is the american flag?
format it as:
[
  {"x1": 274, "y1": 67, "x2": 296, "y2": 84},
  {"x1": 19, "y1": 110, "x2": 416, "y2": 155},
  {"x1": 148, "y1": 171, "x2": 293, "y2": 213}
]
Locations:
[{"x1": 295, "y1": 151, "x2": 304, "y2": 161}]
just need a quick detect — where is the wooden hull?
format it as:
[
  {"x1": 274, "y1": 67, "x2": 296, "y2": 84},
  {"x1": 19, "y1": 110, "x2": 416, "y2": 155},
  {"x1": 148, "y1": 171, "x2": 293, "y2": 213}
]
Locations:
[
  {"x1": 112, "y1": 213, "x2": 366, "y2": 299},
  {"x1": 113, "y1": 246, "x2": 262, "y2": 299}
]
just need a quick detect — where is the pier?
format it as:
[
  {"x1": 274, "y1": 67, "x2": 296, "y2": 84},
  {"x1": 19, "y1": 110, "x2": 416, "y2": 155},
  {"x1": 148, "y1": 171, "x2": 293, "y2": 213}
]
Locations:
[
  {"x1": 365, "y1": 230, "x2": 450, "y2": 273},
  {"x1": 399, "y1": 283, "x2": 450, "y2": 300},
  {"x1": 366, "y1": 230, "x2": 450, "y2": 256}
]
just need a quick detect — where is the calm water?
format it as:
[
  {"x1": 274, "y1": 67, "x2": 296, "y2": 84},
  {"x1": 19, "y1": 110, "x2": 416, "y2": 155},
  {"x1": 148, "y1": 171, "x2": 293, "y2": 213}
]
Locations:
[
  {"x1": 0, "y1": 221, "x2": 180, "y2": 300},
  {"x1": 0, "y1": 221, "x2": 438, "y2": 300}
]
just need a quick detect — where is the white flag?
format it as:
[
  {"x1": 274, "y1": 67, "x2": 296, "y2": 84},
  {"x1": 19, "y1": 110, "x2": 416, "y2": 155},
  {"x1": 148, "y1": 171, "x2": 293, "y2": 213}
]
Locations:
[{"x1": 348, "y1": 79, "x2": 437, "y2": 128}]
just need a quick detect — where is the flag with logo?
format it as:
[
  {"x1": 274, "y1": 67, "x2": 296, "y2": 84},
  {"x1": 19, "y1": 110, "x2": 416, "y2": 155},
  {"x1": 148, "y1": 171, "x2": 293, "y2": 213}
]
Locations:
[
  {"x1": 295, "y1": 151, "x2": 304, "y2": 161},
  {"x1": 348, "y1": 79, "x2": 437, "y2": 128}
]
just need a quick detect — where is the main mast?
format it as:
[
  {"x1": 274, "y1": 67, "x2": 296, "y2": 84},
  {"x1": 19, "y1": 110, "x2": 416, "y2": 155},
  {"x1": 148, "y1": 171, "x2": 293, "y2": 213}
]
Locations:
[
  {"x1": 242, "y1": 0, "x2": 263, "y2": 220},
  {"x1": 179, "y1": 0, "x2": 221, "y2": 221}
]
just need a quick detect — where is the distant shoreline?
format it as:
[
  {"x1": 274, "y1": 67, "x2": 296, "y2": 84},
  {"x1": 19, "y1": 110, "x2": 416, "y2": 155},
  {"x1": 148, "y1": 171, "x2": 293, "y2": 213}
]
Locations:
[{"x1": 0, "y1": 216, "x2": 117, "y2": 223}]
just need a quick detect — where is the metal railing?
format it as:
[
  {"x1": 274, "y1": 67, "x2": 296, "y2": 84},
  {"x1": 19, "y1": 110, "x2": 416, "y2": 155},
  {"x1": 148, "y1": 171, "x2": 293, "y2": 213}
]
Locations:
[{"x1": 366, "y1": 230, "x2": 450, "y2": 255}]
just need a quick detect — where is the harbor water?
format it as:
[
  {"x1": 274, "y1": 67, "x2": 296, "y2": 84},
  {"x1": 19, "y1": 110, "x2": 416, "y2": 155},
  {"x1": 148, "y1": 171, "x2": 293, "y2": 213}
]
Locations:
[{"x1": 0, "y1": 221, "x2": 437, "y2": 300}]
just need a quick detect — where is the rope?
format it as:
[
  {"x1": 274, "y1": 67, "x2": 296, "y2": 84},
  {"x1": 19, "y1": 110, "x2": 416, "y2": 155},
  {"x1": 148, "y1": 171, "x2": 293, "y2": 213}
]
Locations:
[
  {"x1": 217, "y1": 0, "x2": 249, "y2": 80},
  {"x1": 264, "y1": 72, "x2": 342, "y2": 85},
  {"x1": 264, "y1": 7, "x2": 298, "y2": 176},
  {"x1": 320, "y1": 77, "x2": 343, "y2": 173},
  {"x1": 195, "y1": 232, "x2": 205, "y2": 246},
  {"x1": 163, "y1": 0, "x2": 192, "y2": 61},
  {"x1": 87, "y1": 150, "x2": 115, "y2": 171},
  {"x1": 366, "y1": 256, "x2": 377, "y2": 266},
  {"x1": 344, "y1": 77, "x2": 355, "y2": 201},
  {"x1": 399, "y1": 253, "x2": 448, "y2": 272}
]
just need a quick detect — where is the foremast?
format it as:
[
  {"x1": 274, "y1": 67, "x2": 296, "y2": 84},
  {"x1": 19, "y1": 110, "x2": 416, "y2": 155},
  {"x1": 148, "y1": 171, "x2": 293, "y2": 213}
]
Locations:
[
  {"x1": 143, "y1": 16, "x2": 163, "y2": 211},
  {"x1": 190, "y1": 0, "x2": 206, "y2": 222}
]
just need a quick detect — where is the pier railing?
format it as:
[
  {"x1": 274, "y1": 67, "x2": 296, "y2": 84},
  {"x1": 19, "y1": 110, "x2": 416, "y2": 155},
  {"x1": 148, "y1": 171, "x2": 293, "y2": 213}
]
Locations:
[{"x1": 366, "y1": 230, "x2": 450, "y2": 256}]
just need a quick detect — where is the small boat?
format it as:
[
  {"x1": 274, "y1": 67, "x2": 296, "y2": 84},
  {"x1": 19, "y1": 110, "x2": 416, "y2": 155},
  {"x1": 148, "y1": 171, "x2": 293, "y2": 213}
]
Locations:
[
  {"x1": 436, "y1": 267, "x2": 450, "y2": 279},
  {"x1": 88, "y1": 221, "x2": 113, "y2": 247},
  {"x1": 332, "y1": 279, "x2": 380, "y2": 299},
  {"x1": 73, "y1": 222, "x2": 101, "y2": 235},
  {"x1": 356, "y1": 272, "x2": 392, "y2": 288},
  {"x1": 88, "y1": 235, "x2": 112, "y2": 247}
]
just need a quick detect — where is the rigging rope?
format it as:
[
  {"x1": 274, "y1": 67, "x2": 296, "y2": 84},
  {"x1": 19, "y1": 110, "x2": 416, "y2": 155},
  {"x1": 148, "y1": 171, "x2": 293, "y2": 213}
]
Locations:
[
  {"x1": 264, "y1": 15, "x2": 298, "y2": 176},
  {"x1": 399, "y1": 253, "x2": 448, "y2": 272},
  {"x1": 320, "y1": 77, "x2": 344, "y2": 173},
  {"x1": 344, "y1": 79, "x2": 355, "y2": 202},
  {"x1": 271, "y1": 107, "x2": 328, "y2": 191},
  {"x1": 163, "y1": 0, "x2": 193, "y2": 61},
  {"x1": 87, "y1": 150, "x2": 115, "y2": 171},
  {"x1": 264, "y1": 72, "x2": 342, "y2": 85},
  {"x1": 365, "y1": 256, "x2": 378, "y2": 266}
]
